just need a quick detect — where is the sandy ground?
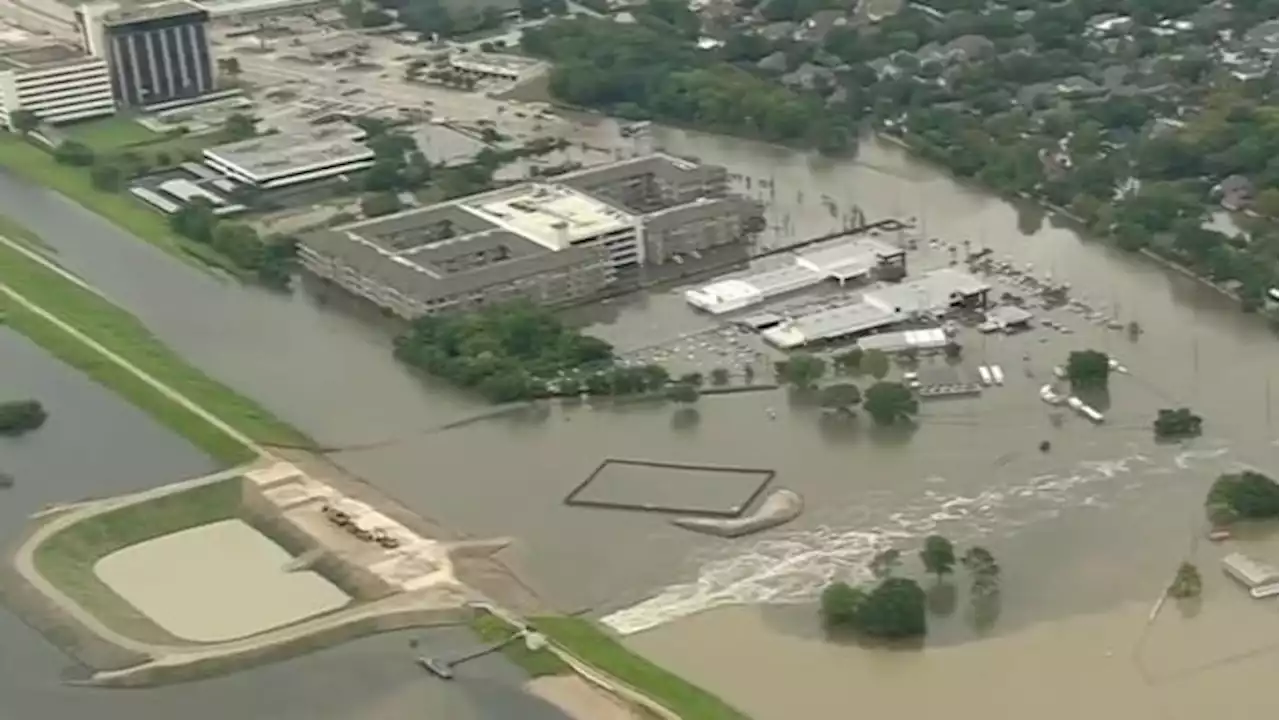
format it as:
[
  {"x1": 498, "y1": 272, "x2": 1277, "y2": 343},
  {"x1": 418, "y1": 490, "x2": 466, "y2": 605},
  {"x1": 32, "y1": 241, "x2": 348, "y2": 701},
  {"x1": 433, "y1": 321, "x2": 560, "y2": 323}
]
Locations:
[{"x1": 525, "y1": 676, "x2": 640, "y2": 720}]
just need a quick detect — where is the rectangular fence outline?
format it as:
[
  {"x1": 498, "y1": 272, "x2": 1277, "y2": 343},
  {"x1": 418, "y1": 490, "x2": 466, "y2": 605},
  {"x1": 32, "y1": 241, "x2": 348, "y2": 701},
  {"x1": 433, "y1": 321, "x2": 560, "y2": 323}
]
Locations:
[{"x1": 563, "y1": 458, "x2": 776, "y2": 519}]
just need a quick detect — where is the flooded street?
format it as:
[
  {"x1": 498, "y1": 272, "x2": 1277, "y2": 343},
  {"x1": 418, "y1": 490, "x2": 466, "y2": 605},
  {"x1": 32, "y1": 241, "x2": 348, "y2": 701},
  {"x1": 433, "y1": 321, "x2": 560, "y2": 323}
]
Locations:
[
  {"x1": 0, "y1": 124, "x2": 1275, "y2": 718},
  {"x1": 0, "y1": 329, "x2": 572, "y2": 719}
]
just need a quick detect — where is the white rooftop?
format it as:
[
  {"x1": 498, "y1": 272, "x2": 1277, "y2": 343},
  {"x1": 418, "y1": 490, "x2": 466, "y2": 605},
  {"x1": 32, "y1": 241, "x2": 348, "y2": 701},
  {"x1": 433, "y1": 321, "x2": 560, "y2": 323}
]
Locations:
[
  {"x1": 762, "y1": 301, "x2": 902, "y2": 349},
  {"x1": 462, "y1": 184, "x2": 632, "y2": 251},
  {"x1": 204, "y1": 124, "x2": 372, "y2": 177},
  {"x1": 864, "y1": 268, "x2": 989, "y2": 315},
  {"x1": 685, "y1": 265, "x2": 824, "y2": 314},
  {"x1": 795, "y1": 237, "x2": 903, "y2": 280}
]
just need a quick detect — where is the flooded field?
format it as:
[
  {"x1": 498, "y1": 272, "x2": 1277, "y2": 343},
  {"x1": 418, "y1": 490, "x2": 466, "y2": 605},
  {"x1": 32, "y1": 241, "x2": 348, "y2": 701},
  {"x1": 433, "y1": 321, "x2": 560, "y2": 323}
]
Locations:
[{"x1": 1, "y1": 122, "x2": 1276, "y2": 718}]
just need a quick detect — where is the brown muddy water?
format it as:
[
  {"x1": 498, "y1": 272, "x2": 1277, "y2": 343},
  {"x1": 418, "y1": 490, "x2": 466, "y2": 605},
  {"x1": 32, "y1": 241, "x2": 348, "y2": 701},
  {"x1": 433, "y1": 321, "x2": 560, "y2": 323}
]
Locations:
[{"x1": 0, "y1": 126, "x2": 1275, "y2": 719}]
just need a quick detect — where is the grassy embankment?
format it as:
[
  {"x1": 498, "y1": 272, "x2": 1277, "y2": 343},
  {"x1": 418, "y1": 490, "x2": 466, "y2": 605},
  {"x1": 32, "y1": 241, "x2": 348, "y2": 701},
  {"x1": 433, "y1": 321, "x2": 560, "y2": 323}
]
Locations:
[
  {"x1": 0, "y1": 227, "x2": 306, "y2": 465},
  {"x1": 535, "y1": 616, "x2": 750, "y2": 720},
  {"x1": 0, "y1": 131, "x2": 245, "y2": 276},
  {"x1": 32, "y1": 478, "x2": 243, "y2": 644}
]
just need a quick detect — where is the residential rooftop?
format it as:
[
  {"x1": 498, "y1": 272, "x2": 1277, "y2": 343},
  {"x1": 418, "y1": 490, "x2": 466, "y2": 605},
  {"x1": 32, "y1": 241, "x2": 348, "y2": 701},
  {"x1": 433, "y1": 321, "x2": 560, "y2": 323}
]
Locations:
[
  {"x1": 449, "y1": 51, "x2": 542, "y2": 72},
  {"x1": 102, "y1": 1, "x2": 208, "y2": 26},
  {"x1": 204, "y1": 125, "x2": 371, "y2": 176},
  {"x1": 461, "y1": 184, "x2": 634, "y2": 251},
  {"x1": 0, "y1": 42, "x2": 91, "y2": 72}
]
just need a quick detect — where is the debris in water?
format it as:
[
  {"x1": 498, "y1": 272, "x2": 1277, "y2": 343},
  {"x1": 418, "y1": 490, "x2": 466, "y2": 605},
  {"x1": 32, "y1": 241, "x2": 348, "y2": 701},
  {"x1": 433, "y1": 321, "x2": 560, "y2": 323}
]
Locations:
[{"x1": 1039, "y1": 440, "x2": 1051, "y2": 453}]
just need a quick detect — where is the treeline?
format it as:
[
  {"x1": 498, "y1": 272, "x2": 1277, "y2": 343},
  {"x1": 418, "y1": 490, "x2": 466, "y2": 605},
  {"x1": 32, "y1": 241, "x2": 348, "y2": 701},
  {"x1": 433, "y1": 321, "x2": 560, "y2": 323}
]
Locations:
[
  {"x1": 167, "y1": 200, "x2": 297, "y2": 288},
  {"x1": 521, "y1": 17, "x2": 856, "y2": 155}
]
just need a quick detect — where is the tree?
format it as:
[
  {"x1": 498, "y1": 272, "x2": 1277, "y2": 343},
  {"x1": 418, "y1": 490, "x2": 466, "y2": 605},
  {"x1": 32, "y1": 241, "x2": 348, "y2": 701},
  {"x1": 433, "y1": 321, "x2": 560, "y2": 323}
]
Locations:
[
  {"x1": 819, "y1": 581, "x2": 865, "y2": 627},
  {"x1": 169, "y1": 199, "x2": 218, "y2": 243},
  {"x1": 709, "y1": 367, "x2": 730, "y2": 386},
  {"x1": 861, "y1": 349, "x2": 890, "y2": 379},
  {"x1": 1153, "y1": 408, "x2": 1202, "y2": 440},
  {"x1": 666, "y1": 382, "x2": 700, "y2": 404},
  {"x1": 862, "y1": 381, "x2": 918, "y2": 426},
  {"x1": 919, "y1": 535, "x2": 956, "y2": 579},
  {"x1": 217, "y1": 57, "x2": 241, "y2": 78},
  {"x1": 0, "y1": 399, "x2": 47, "y2": 436},
  {"x1": 223, "y1": 113, "x2": 258, "y2": 141},
  {"x1": 853, "y1": 577, "x2": 928, "y2": 639},
  {"x1": 1168, "y1": 561, "x2": 1202, "y2": 599},
  {"x1": 1205, "y1": 471, "x2": 1279, "y2": 526},
  {"x1": 1064, "y1": 349, "x2": 1109, "y2": 390},
  {"x1": 53, "y1": 140, "x2": 94, "y2": 167},
  {"x1": 834, "y1": 347, "x2": 863, "y2": 374},
  {"x1": 776, "y1": 353, "x2": 826, "y2": 388},
  {"x1": 943, "y1": 341, "x2": 962, "y2": 360},
  {"x1": 8, "y1": 109, "x2": 38, "y2": 134},
  {"x1": 677, "y1": 371, "x2": 704, "y2": 388},
  {"x1": 90, "y1": 163, "x2": 124, "y2": 192},
  {"x1": 819, "y1": 383, "x2": 862, "y2": 413},
  {"x1": 868, "y1": 548, "x2": 901, "y2": 579},
  {"x1": 361, "y1": 191, "x2": 403, "y2": 218}
]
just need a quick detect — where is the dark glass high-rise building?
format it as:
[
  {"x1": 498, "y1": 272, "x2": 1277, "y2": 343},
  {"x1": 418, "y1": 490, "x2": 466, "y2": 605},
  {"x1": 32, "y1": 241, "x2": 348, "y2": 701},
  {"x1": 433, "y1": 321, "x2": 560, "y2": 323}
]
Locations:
[{"x1": 77, "y1": 1, "x2": 214, "y2": 108}]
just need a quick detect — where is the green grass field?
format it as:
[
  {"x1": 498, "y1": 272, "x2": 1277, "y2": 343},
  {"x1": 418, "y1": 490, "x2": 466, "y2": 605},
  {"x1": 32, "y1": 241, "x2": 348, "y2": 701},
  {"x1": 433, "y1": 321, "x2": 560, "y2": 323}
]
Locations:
[
  {"x1": 469, "y1": 612, "x2": 570, "y2": 677},
  {"x1": 0, "y1": 134, "x2": 245, "y2": 276},
  {"x1": 62, "y1": 116, "x2": 163, "y2": 151},
  {"x1": 0, "y1": 227, "x2": 308, "y2": 464},
  {"x1": 533, "y1": 616, "x2": 750, "y2": 720},
  {"x1": 32, "y1": 477, "x2": 243, "y2": 644}
]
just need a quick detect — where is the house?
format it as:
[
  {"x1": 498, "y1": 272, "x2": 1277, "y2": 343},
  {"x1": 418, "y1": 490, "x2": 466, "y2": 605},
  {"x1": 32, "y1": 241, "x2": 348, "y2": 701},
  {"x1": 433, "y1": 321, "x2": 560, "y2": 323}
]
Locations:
[
  {"x1": 1214, "y1": 175, "x2": 1254, "y2": 212},
  {"x1": 781, "y1": 63, "x2": 836, "y2": 90},
  {"x1": 1085, "y1": 13, "x2": 1133, "y2": 37},
  {"x1": 756, "y1": 51, "x2": 789, "y2": 73},
  {"x1": 795, "y1": 9, "x2": 849, "y2": 43},
  {"x1": 1242, "y1": 20, "x2": 1279, "y2": 56},
  {"x1": 916, "y1": 34, "x2": 993, "y2": 66},
  {"x1": 757, "y1": 21, "x2": 798, "y2": 41},
  {"x1": 867, "y1": 56, "x2": 902, "y2": 80},
  {"x1": 1055, "y1": 75, "x2": 1105, "y2": 96}
]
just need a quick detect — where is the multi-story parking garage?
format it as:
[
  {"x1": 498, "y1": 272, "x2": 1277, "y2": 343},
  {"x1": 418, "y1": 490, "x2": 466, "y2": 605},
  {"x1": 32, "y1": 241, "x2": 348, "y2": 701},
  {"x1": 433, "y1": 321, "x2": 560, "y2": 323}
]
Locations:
[{"x1": 0, "y1": 42, "x2": 115, "y2": 128}]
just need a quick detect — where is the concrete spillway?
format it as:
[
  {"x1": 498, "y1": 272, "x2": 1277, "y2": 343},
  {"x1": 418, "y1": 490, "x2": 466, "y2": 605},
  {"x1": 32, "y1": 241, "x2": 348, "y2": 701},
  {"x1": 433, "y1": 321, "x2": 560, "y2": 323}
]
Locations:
[{"x1": 670, "y1": 489, "x2": 803, "y2": 538}]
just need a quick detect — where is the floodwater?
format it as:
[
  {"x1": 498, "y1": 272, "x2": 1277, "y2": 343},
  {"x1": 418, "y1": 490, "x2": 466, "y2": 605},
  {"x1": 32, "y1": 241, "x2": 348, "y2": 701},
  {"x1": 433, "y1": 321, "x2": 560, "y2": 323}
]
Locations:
[
  {"x1": 0, "y1": 329, "x2": 572, "y2": 720},
  {"x1": 1, "y1": 123, "x2": 1276, "y2": 718}
]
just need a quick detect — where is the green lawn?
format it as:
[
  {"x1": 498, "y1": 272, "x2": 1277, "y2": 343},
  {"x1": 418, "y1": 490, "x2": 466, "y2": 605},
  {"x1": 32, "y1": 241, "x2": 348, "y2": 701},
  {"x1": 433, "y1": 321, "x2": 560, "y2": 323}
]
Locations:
[
  {"x1": 0, "y1": 226, "x2": 308, "y2": 464},
  {"x1": 533, "y1": 616, "x2": 750, "y2": 720},
  {"x1": 31, "y1": 477, "x2": 243, "y2": 644},
  {"x1": 470, "y1": 612, "x2": 570, "y2": 677},
  {"x1": 0, "y1": 134, "x2": 245, "y2": 276},
  {"x1": 62, "y1": 115, "x2": 162, "y2": 151}
]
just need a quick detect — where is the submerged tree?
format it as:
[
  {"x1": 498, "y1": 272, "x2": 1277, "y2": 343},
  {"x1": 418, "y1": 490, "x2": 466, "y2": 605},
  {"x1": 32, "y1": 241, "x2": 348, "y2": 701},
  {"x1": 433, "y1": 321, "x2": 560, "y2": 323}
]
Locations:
[
  {"x1": 819, "y1": 383, "x2": 862, "y2": 413},
  {"x1": 1205, "y1": 471, "x2": 1279, "y2": 525},
  {"x1": 1153, "y1": 407, "x2": 1203, "y2": 440},
  {"x1": 920, "y1": 535, "x2": 957, "y2": 579},
  {"x1": 1065, "y1": 349, "x2": 1110, "y2": 390},
  {"x1": 0, "y1": 399, "x2": 47, "y2": 436},
  {"x1": 1168, "y1": 561, "x2": 1202, "y2": 599},
  {"x1": 863, "y1": 381, "x2": 918, "y2": 425}
]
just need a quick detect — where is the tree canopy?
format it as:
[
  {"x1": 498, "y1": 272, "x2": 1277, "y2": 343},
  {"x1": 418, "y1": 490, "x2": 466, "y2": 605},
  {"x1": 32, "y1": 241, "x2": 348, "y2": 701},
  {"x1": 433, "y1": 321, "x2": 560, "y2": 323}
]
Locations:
[
  {"x1": 920, "y1": 535, "x2": 957, "y2": 578},
  {"x1": 1065, "y1": 349, "x2": 1109, "y2": 390},
  {"x1": 863, "y1": 381, "x2": 918, "y2": 425},
  {"x1": 775, "y1": 353, "x2": 827, "y2": 388},
  {"x1": 819, "y1": 383, "x2": 862, "y2": 413},
  {"x1": 820, "y1": 577, "x2": 927, "y2": 639},
  {"x1": 1205, "y1": 471, "x2": 1279, "y2": 525},
  {"x1": 1168, "y1": 561, "x2": 1202, "y2": 599},
  {"x1": 1153, "y1": 407, "x2": 1203, "y2": 440},
  {"x1": 0, "y1": 399, "x2": 47, "y2": 436}
]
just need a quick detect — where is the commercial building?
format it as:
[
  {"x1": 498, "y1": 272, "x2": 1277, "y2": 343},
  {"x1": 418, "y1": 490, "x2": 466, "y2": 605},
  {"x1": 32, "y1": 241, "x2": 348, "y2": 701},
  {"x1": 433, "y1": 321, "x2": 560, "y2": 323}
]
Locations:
[
  {"x1": 78, "y1": 1, "x2": 215, "y2": 108},
  {"x1": 685, "y1": 236, "x2": 906, "y2": 315},
  {"x1": 202, "y1": 124, "x2": 374, "y2": 190},
  {"x1": 761, "y1": 269, "x2": 989, "y2": 349},
  {"x1": 297, "y1": 154, "x2": 762, "y2": 318},
  {"x1": 0, "y1": 42, "x2": 115, "y2": 128},
  {"x1": 298, "y1": 185, "x2": 622, "y2": 319},
  {"x1": 556, "y1": 153, "x2": 764, "y2": 266},
  {"x1": 189, "y1": 0, "x2": 336, "y2": 19},
  {"x1": 447, "y1": 52, "x2": 542, "y2": 82}
]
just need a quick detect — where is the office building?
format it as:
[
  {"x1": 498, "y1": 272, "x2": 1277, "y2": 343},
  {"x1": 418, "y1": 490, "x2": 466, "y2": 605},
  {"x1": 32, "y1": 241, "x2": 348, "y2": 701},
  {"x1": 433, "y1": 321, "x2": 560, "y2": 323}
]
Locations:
[
  {"x1": 0, "y1": 42, "x2": 115, "y2": 129},
  {"x1": 78, "y1": 1, "x2": 215, "y2": 108},
  {"x1": 555, "y1": 153, "x2": 765, "y2": 265},
  {"x1": 298, "y1": 185, "x2": 622, "y2": 319},
  {"x1": 202, "y1": 124, "x2": 374, "y2": 190},
  {"x1": 297, "y1": 155, "x2": 764, "y2": 319}
]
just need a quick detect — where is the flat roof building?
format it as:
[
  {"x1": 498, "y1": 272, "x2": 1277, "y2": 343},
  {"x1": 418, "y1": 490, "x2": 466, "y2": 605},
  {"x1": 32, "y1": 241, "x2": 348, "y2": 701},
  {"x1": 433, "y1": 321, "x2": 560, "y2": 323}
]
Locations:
[
  {"x1": 760, "y1": 269, "x2": 990, "y2": 349},
  {"x1": 78, "y1": 1, "x2": 216, "y2": 109},
  {"x1": 447, "y1": 52, "x2": 542, "y2": 82},
  {"x1": 299, "y1": 155, "x2": 762, "y2": 318},
  {"x1": 0, "y1": 41, "x2": 115, "y2": 128},
  {"x1": 202, "y1": 124, "x2": 374, "y2": 189},
  {"x1": 685, "y1": 237, "x2": 909, "y2": 315}
]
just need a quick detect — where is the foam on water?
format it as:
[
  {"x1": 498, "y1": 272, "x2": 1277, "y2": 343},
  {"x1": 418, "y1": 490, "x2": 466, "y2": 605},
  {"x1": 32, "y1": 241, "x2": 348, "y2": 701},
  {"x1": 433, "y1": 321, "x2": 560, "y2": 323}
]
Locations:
[{"x1": 602, "y1": 444, "x2": 1236, "y2": 636}]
